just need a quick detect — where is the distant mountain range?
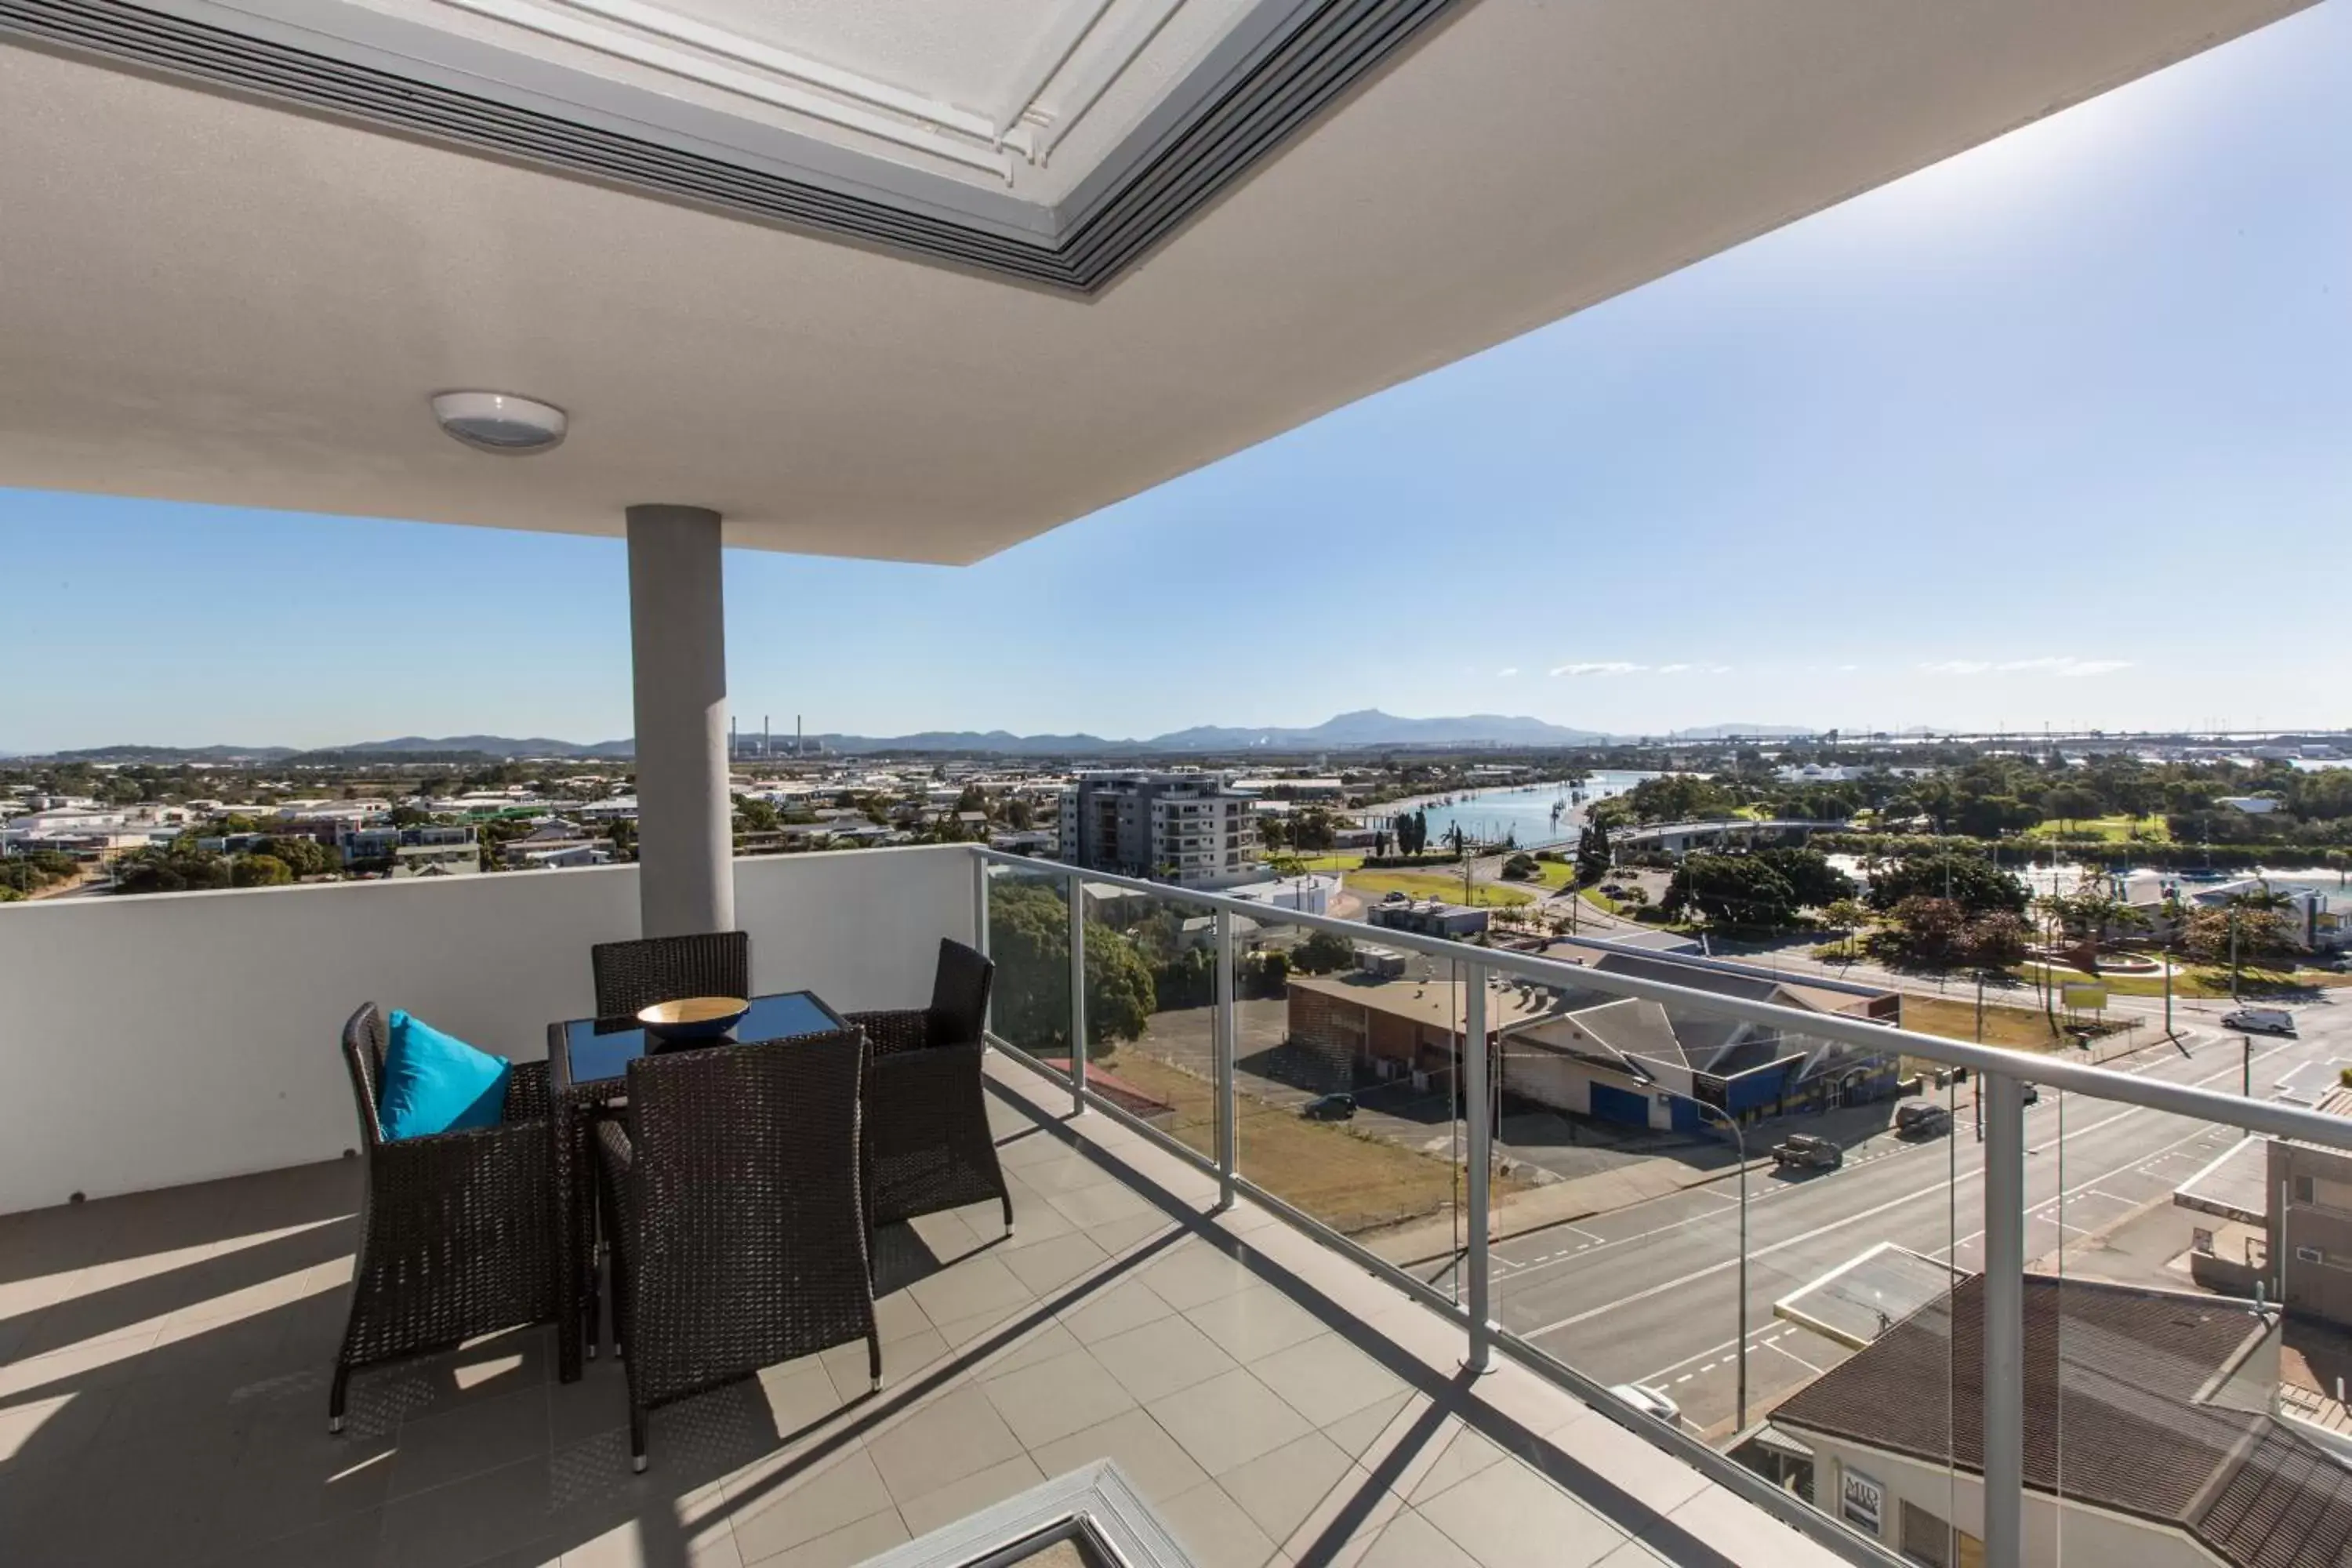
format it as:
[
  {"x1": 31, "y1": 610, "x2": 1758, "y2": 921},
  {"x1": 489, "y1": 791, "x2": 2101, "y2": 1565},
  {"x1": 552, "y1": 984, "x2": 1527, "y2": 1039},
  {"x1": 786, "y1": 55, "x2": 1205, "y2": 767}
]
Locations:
[{"x1": 10, "y1": 710, "x2": 1817, "y2": 764}]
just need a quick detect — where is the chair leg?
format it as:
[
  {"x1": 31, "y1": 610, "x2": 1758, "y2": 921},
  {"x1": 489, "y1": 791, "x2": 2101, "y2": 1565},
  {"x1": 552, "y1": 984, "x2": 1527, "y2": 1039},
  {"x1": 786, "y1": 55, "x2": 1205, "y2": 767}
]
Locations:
[
  {"x1": 999, "y1": 1187, "x2": 1014, "y2": 1237},
  {"x1": 867, "y1": 1330, "x2": 884, "y2": 1395},
  {"x1": 328, "y1": 1363, "x2": 350, "y2": 1434},
  {"x1": 630, "y1": 1404, "x2": 648, "y2": 1473},
  {"x1": 585, "y1": 1240, "x2": 602, "y2": 1363}
]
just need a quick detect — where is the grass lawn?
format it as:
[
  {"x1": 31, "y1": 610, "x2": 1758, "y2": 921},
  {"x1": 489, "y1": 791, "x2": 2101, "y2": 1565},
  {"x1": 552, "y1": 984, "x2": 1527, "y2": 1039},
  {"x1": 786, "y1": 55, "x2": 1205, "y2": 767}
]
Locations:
[
  {"x1": 1098, "y1": 1050, "x2": 1525, "y2": 1235},
  {"x1": 1269, "y1": 852, "x2": 1367, "y2": 873},
  {"x1": 2021, "y1": 815, "x2": 2169, "y2": 844},
  {"x1": 2014, "y1": 960, "x2": 2352, "y2": 1000},
  {"x1": 1345, "y1": 869, "x2": 1534, "y2": 907}
]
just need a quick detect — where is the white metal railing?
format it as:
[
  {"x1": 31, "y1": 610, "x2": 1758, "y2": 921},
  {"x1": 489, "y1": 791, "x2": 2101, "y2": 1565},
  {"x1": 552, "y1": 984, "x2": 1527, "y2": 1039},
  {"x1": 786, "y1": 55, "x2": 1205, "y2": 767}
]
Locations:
[{"x1": 968, "y1": 844, "x2": 2346, "y2": 1568}]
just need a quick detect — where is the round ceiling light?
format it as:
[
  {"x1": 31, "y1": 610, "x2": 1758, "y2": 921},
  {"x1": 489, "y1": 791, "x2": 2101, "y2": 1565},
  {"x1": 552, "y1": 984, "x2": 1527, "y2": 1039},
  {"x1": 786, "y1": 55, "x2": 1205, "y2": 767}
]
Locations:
[{"x1": 431, "y1": 390, "x2": 568, "y2": 454}]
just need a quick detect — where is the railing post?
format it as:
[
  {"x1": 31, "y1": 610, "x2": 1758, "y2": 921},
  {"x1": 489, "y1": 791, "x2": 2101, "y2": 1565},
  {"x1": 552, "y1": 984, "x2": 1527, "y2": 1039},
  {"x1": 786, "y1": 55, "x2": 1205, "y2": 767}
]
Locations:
[
  {"x1": 1463, "y1": 962, "x2": 1493, "y2": 1373},
  {"x1": 1214, "y1": 908, "x2": 1237, "y2": 1210},
  {"x1": 1067, "y1": 873, "x2": 1087, "y2": 1116},
  {"x1": 1982, "y1": 1070, "x2": 2026, "y2": 1565},
  {"x1": 972, "y1": 851, "x2": 991, "y2": 1038}
]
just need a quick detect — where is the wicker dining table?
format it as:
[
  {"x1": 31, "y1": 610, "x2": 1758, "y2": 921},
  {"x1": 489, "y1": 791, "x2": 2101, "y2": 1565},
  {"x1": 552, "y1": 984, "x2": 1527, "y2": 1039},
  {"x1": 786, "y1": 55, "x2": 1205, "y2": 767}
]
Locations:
[{"x1": 545, "y1": 989, "x2": 853, "y2": 1383}]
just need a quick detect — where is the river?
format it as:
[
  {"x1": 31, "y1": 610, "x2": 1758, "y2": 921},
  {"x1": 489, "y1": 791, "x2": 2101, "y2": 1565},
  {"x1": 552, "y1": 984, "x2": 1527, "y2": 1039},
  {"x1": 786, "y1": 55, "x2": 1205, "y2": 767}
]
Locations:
[{"x1": 1367, "y1": 771, "x2": 1658, "y2": 850}]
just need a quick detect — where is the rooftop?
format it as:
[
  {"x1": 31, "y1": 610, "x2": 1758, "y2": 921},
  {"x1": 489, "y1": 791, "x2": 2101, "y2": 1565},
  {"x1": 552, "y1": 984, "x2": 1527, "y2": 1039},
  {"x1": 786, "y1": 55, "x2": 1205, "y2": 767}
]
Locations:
[
  {"x1": 1771, "y1": 1272, "x2": 2352, "y2": 1567},
  {"x1": 1283, "y1": 971, "x2": 1557, "y2": 1036}
]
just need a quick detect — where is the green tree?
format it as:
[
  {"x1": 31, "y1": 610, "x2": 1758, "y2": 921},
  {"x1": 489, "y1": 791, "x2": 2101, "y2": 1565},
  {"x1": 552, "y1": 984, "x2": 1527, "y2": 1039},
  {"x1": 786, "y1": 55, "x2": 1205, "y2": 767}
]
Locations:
[
  {"x1": 1753, "y1": 847, "x2": 1854, "y2": 909},
  {"x1": 1864, "y1": 850, "x2": 2028, "y2": 917},
  {"x1": 1868, "y1": 895, "x2": 1969, "y2": 967},
  {"x1": 1005, "y1": 797, "x2": 1034, "y2": 831},
  {"x1": 1292, "y1": 809, "x2": 1340, "y2": 852},
  {"x1": 1575, "y1": 819, "x2": 1612, "y2": 883},
  {"x1": 2042, "y1": 785, "x2": 2104, "y2": 829},
  {"x1": 1963, "y1": 911, "x2": 2033, "y2": 967},
  {"x1": 2182, "y1": 905, "x2": 2299, "y2": 969},
  {"x1": 231, "y1": 854, "x2": 292, "y2": 888},
  {"x1": 250, "y1": 835, "x2": 330, "y2": 877},
  {"x1": 735, "y1": 797, "x2": 781, "y2": 833},
  {"x1": 1291, "y1": 929, "x2": 1359, "y2": 975},
  {"x1": 1623, "y1": 774, "x2": 1735, "y2": 824},
  {"x1": 2040, "y1": 891, "x2": 2148, "y2": 946},
  {"x1": 1664, "y1": 854, "x2": 1798, "y2": 927},
  {"x1": 985, "y1": 881, "x2": 1152, "y2": 1058},
  {"x1": 1500, "y1": 851, "x2": 1540, "y2": 881},
  {"x1": 1953, "y1": 794, "x2": 2042, "y2": 837}
]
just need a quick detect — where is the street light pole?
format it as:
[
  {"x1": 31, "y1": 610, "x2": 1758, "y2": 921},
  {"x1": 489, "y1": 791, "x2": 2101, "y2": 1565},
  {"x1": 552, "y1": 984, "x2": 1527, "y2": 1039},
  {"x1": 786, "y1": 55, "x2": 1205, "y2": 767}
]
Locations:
[
  {"x1": 1710, "y1": 1103, "x2": 1751, "y2": 1432},
  {"x1": 1645, "y1": 1081, "x2": 1749, "y2": 1429}
]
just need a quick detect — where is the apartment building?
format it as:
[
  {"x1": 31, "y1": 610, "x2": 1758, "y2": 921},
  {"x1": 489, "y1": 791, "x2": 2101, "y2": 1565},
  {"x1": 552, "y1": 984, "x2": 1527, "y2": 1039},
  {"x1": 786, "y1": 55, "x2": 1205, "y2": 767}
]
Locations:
[{"x1": 1058, "y1": 770, "x2": 1258, "y2": 888}]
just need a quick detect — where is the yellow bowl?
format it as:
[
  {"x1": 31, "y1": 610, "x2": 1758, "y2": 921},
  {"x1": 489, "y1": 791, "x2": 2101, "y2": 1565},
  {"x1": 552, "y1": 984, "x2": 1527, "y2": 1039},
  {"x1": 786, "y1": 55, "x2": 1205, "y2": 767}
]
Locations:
[{"x1": 637, "y1": 996, "x2": 750, "y2": 1040}]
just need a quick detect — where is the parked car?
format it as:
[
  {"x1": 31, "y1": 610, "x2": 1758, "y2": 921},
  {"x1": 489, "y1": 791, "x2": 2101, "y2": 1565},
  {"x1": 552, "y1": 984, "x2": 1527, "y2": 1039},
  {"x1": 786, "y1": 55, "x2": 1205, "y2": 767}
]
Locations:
[
  {"x1": 1300, "y1": 1092, "x2": 1357, "y2": 1122},
  {"x1": 1608, "y1": 1384, "x2": 1682, "y2": 1427},
  {"x1": 1381, "y1": 890, "x2": 1410, "y2": 905},
  {"x1": 1896, "y1": 1102, "x2": 1952, "y2": 1138},
  {"x1": 1772, "y1": 1133, "x2": 1843, "y2": 1171},
  {"x1": 2223, "y1": 1007, "x2": 2297, "y2": 1037}
]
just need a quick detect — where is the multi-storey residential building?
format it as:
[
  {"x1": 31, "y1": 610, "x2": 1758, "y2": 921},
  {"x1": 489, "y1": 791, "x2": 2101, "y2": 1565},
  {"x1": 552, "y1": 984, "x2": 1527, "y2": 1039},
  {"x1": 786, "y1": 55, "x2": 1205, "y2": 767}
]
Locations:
[{"x1": 1058, "y1": 770, "x2": 1258, "y2": 888}]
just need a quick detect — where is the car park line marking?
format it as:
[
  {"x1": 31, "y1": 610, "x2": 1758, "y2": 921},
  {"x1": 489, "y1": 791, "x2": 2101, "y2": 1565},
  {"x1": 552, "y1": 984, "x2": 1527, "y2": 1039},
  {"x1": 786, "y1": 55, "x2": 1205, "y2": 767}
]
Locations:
[{"x1": 1765, "y1": 1338, "x2": 1827, "y2": 1375}]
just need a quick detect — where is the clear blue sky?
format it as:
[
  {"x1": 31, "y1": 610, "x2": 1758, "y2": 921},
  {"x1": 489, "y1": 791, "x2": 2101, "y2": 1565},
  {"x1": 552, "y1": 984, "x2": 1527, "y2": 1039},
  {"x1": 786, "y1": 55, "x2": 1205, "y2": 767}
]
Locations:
[{"x1": 5, "y1": 5, "x2": 2347, "y2": 753}]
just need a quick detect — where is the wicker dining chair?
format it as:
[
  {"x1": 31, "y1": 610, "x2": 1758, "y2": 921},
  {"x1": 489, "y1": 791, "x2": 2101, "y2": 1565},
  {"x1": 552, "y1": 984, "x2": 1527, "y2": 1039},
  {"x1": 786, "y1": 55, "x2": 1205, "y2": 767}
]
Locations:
[
  {"x1": 580, "y1": 930, "x2": 753, "y2": 1354},
  {"x1": 593, "y1": 1029, "x2": 880, "y2": 1472},
  {"x1": 590, "y1": 931, "x2": 752, "y2": 1022},
  {"x1": 332, "y1": 1003, "x2": 557, "y2": 1432},
  {"x1": 844, "y1": 938, "x2": 1013, "y2": 1236}
]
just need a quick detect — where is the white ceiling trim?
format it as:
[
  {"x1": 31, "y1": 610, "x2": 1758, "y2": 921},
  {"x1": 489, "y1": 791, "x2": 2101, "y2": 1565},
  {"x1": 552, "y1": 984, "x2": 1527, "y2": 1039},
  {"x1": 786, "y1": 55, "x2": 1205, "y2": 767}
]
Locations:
[{"x1": 442, "y1": 0, "x2": 1020, "y2": 174}]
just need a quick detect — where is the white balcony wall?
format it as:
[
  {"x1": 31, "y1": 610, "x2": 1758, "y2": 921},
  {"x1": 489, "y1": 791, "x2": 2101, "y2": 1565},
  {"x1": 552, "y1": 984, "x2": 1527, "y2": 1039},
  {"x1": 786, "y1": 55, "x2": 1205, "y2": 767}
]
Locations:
[{"x1": 0, "y1": 845, "x2": 975, "y2": 1214}]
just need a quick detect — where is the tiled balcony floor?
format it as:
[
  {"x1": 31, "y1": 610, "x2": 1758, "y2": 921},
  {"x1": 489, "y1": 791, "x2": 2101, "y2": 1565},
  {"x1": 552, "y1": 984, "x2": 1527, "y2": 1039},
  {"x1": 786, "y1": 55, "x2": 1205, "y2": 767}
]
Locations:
[{"x1": 0, "y1": 1057, "x2": 1845, "y2": 1568}]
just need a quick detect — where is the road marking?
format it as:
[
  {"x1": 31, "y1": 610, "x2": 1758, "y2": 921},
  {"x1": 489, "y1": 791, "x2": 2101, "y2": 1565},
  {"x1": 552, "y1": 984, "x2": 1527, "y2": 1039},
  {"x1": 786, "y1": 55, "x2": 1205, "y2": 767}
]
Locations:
[
  {"x1": 1521, "y1": 1044, "x2": 2297, "y2": 1343},
  {"x1": 1765, "y1": 1338, "x2": 1828, "y2": 1375}
]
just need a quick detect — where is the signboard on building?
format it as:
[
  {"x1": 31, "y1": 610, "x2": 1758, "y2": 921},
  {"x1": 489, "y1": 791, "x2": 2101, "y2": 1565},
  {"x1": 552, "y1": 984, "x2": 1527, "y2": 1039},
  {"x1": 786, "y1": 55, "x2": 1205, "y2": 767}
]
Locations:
[
  {"x1": 1841, "y1": 1465, "x2": 1884, "y2": 1536},
  {"x1": 2061, "y1": 982, "x2": 2107, "y2": 1011}
]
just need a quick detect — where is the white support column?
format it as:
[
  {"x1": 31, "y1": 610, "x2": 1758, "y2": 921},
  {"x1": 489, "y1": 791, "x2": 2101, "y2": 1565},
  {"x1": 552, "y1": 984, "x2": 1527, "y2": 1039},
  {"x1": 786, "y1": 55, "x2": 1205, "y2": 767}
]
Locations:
[{"x1": 626, "y1": 504, "x2": 733, "y2": 938}]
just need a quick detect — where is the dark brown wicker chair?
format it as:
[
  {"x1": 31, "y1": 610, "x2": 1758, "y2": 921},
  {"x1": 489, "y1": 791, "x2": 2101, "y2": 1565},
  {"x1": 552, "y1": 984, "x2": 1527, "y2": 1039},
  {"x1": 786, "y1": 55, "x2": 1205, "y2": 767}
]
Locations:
[
  {"x1": 590, "y1": 931, "x2": 752, "y2": 1022},
  {"x1": 332, "y1": 1003, "x2": 556, "y2": 1432},
  {"x1": 579, "y1": 930, "x2": 753, "y2": 1356},
  {"x1": 593, "y1": 1029, "x2": 879, "y2": 1472},
  {"x1": 845, "y1": 938, "x2": 1012, "y2": 1237}
]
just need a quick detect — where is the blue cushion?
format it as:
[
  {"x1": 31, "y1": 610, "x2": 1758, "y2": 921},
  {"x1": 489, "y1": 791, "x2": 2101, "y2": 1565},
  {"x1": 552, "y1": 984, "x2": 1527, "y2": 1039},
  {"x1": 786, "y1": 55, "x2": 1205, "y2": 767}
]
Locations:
[{"x1": 377, "y1": 1010, "x2": 510, "y2": 1142}]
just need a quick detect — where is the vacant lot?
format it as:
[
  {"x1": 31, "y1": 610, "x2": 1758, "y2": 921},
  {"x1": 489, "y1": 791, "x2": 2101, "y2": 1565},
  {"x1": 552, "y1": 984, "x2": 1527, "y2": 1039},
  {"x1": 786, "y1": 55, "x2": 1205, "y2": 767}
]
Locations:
[
  {"x1": 1346, "y1": 869, "x2": 1534, "y2": 907},
  {"x1": 1098, "y1": 1048, "x2": 1524, "y2": 1236},
  {"x1": 1902, "y1": 993, "x2": 2086, "y2": 1051}
]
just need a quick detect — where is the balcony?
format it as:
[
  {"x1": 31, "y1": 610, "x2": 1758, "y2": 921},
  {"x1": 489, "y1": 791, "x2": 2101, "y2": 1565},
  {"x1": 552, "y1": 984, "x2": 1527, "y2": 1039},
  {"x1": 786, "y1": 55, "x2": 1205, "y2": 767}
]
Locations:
[
  {"x1": 11, "y1": 843, "x2": 2350, "y2": 1566},
  {"x1": 0, "y1": 846, "x2": 1870, "y2": 1568}
]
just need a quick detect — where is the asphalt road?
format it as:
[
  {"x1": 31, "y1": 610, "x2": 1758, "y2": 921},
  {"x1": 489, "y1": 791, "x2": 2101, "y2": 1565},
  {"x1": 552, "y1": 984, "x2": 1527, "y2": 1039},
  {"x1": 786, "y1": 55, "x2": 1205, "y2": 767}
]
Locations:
[{"x1": 1453, "y1": 996, "x2": 2352, "y2": 1441}]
